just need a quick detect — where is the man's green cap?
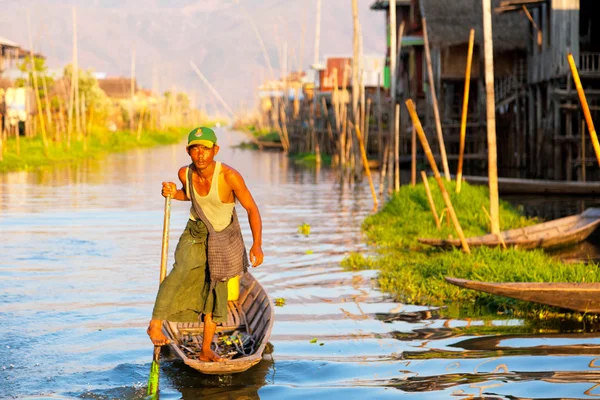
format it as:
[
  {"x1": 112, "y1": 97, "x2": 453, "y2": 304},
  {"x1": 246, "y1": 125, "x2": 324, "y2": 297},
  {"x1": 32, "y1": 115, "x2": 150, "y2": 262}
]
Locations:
[{"x1": 187, "y1": 127, "x2": 217, "y2": 149}]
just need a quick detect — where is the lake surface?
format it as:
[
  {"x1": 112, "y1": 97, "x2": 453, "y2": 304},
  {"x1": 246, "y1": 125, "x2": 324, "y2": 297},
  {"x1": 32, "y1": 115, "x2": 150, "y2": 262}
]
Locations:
[{"x1": 2, "y1": 129, "x2": 600, "y2": 399}]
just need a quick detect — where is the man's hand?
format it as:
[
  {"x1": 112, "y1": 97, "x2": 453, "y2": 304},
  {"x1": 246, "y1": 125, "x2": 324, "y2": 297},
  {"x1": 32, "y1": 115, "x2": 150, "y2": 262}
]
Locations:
[
  {"x1": 162, "y1": 182, "x2": 177, "y2": 198},
  {"x1": 249, "y1": 243, "x2": 264, "y2": 267}
]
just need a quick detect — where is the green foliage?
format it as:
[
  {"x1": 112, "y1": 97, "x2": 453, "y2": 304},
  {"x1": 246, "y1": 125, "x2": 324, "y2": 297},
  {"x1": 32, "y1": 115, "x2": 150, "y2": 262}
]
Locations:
[
  {"x1": 15, "y1": 56, "x2": 54, "y2": 99},
  {"x1": 340, "y1": 253, "x2": 377, "y2": 271},
  {"x1": 351, "y1": 178, "x2": 600, "y2": 318},
  {"x1": 289, "y1": 152, "x2": 332, "y2": 166},
  {"x1": 0, "y1": 127, "x2": 189, "y2": 173}
]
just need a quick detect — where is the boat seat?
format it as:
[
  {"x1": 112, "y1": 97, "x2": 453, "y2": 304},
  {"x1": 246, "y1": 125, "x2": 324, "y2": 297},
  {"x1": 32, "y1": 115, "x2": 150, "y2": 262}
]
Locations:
[{"x1": 165, "y1": 301, "x2": 247, "y2": 340}]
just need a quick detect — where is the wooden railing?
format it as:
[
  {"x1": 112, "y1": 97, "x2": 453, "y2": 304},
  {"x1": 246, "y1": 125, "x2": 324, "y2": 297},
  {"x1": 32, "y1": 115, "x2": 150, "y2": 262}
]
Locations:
[{"x1": 580, "y1": 52, "x2": 600, "y2": 74}]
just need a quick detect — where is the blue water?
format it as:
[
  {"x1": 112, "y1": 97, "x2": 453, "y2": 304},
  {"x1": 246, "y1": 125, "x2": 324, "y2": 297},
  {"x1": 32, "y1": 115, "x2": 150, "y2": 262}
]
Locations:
[{"x1": 2, "y1": 129, "x2": 600, "y2": 399}]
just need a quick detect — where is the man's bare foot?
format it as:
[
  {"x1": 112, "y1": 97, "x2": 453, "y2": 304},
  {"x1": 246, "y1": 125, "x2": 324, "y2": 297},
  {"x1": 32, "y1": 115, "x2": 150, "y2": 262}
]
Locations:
[
  {"x1": 198, "y1": 349, "x2": 225, "y2": 362},
  {"x1": 147, "y1": 320, "x2": 170, "y2": 346}
]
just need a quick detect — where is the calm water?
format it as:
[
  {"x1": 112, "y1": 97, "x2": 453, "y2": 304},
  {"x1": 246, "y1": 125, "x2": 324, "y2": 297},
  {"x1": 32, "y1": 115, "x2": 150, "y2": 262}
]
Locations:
[{"x1": 2, "y1": 129, "x2": 600, "y2": 399}]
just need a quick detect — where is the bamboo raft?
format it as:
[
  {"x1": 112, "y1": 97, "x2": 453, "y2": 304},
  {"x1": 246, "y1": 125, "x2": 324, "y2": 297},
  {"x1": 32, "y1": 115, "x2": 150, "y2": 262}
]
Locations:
[
  {"x1": 445, "y1": 277, "x2": 600, "y2": 313},
  {"x1": 162, "y1": 272, "x2": 274, "y2": 374},
  {"x1": 419, "y1": 208, "x2": 600, "y2": 250}
]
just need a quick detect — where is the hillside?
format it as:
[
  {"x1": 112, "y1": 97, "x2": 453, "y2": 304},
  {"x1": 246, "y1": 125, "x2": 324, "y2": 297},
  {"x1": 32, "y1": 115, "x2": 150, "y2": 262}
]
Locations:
[{"x1": 1, "y1": 0, "x2": 385, "y2": 114}]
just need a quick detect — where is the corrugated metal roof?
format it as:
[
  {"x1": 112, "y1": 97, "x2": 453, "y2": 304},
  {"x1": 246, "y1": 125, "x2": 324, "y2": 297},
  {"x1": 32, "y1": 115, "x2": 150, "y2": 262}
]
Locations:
[{"x1": 0, "y1": 36, "x2": 20, "y2": 48}]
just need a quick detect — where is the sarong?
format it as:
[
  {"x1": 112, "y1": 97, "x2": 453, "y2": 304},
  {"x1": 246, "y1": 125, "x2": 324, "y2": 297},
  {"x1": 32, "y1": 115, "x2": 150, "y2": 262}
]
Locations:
[{"x1": 151, "y1": 219, "x2": 228, "y2": 324}]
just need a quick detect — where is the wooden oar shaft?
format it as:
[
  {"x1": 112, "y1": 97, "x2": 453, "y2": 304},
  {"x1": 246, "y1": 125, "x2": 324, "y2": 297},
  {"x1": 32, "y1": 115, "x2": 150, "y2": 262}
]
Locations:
[
  {"x1": 406, "y1": 99, "x2": 470, "y2": 253},
  {"x1": 567, "y1": 53, "x2": 600, "y2": 167},
  {"x1": 457, "y1": 28, "x2": 475, "y2": 193},
  {"x1": 160, "y1": 196, "x2": 171, "y2": 284}
]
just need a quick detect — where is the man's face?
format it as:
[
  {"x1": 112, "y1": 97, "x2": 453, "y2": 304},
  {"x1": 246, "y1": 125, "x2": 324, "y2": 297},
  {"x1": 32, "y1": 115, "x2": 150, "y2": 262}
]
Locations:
[{"x1": 187, "y1": 144, "x2": 219, "y2": 170}]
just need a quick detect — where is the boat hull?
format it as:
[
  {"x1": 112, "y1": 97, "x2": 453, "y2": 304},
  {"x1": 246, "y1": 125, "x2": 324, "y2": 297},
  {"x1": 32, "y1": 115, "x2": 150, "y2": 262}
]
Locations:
[
  {"x1": 419, "y1": 208, "x2": 600, "y2": 250},
  {"x1": 446, "y1": 277, "x2": 600, "y2": 313},
  {"x1": 162, "y1": 272, "x2": 274, "y2": 374}
]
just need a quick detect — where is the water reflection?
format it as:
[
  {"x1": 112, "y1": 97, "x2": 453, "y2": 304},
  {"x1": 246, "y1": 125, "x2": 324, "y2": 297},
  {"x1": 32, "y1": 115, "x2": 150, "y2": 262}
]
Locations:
[{"x1": 4, "y1": 129, "x2": 600, "y2": 399}]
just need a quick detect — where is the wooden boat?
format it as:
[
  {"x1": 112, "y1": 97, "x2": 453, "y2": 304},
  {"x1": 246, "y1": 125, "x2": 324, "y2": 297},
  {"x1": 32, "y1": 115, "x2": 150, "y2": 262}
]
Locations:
[
  {"x1": 463, "y1": 175, "x2": 600, "y2": 195},
  {"x1": 418, "y1": 208, "x2": 600, "y2": 250},
  {"x1": 162, "y1": 272, "x2": 274, "y2": 374},
  {"x1": 445, "y1": 277, "x2": 600, "y2": 313}
]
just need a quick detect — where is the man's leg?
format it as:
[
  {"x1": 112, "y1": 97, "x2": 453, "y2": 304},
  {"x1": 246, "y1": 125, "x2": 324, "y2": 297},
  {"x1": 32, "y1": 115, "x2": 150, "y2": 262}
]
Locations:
[
  {"x1": 198, "y1": 313, "x2": 225, "y2": 362},
  {"x1": 147, "y1": 319, "x2": 170, "y2": 346}
]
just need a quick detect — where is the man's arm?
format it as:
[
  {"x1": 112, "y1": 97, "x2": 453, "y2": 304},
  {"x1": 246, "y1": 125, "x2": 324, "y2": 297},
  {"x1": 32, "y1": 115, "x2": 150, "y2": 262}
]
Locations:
[
  {"x1": 161, "y1": 166, "x2": 190, "y2": 201},
  {"x1": 225, "y1": 168, "x2": 264, "y2": 267}
]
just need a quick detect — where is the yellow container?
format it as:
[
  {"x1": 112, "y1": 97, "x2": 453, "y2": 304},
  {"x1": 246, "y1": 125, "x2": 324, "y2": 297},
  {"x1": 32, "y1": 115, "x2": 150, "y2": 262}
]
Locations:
[{"x1": 227, "y1": 275, "x2": 240, "y2": 301}]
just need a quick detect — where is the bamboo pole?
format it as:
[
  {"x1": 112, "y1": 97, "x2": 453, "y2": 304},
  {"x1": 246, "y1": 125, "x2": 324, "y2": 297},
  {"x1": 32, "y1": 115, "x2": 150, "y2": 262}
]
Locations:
[
  {"x1": 389, "y1": 0, "x2": 397, "y2": 189},
  {"x1": 394, "y1": 103, "x2": 400, "y2": 191},
  {"x1": 351, "y1": 0, "x2": 360, "y2": 129},
  {"x1": 42, "y1": 75, "x2": 54, "y2": 139},
  {"x1": 379, "y1": 142, "x2": 389, "y2": 196},
  {"x1": 582, "y1": 120, "x2": 587, "y2": 182},
  {"x1": 567, "y1": 53, "x2": 600, "y2": 167},
  {"x1": 422, "y1": 17, "x2": 450, "y2": 181},
  {"x1": 421, "y1": 170, "x2": 441, "y2": 229},
  {"x1": 482, "y1": 205, "x2": 506, "y2": 249},
  {"x1": 130, "y1": 46, "x2": 136, "y2": 134},
  {"x1": 411, "y1": 125, "x2": 417, "y2": 186},
  {"x1": 482, "y1": 0, "x2": 500, "y2": 234},
  {"x1": 73, "y1": 7, "x2": 80, "y2": 141},
  {"x1": 27, "y1": 11, "x2": 48, "y2": 155},
  {"x1": 351, "y1": 122, "x2": 378, "y2": 210},
  {"x1": 456, "y1": 28, "x2": 475, "y2": 194},
  {"x1": 406, "y1": 99, "x2": 470, "y2": 253}
]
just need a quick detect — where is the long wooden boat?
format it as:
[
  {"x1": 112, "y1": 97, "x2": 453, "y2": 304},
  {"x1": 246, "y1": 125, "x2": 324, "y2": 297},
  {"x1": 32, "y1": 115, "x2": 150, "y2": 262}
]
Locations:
[
  {"x1": 464, "y1": 175, "x2": 600, "y2": 195},
  {"x1": 419, "y1": 208, "x2": 600, "y2": 250},
  {"x1": 162, "y1": 272, "x2": 274, "y2": 374},
  {"x1": 445, "y1": 277, "x2": 600, "y2": 313}
]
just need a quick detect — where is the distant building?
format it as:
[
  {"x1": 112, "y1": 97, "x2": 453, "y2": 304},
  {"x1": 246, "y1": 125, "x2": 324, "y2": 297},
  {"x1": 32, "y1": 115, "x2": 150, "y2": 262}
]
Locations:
[{"x1": 98, "y1": 77, "x2": 138, "y2": 99}]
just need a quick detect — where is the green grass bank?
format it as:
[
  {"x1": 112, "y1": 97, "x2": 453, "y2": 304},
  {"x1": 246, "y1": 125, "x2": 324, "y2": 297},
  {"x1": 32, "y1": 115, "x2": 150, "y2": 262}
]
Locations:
[
  {"x1": 343, "y1": 178, "x2": 600, "y2": 320},
  {"x1": 0, "y1": 126, "x2": 194, "y2": 173}
]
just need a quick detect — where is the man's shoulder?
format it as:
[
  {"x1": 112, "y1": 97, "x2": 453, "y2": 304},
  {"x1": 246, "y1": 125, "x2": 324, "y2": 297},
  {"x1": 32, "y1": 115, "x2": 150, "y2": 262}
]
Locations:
[{"x1": 220, "y1": 162, "x2": 240, "y2": 177}]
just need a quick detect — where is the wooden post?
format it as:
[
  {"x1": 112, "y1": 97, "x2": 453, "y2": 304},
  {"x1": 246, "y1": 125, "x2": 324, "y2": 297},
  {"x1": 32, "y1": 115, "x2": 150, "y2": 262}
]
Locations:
[
  {"x1": 411, "y1": 125, "x2": 417, "y2": 186},
  {"x1": 389, "y1": 0, "x2": 397, "y2": 189},
  {"x1": 130, "y1": 46, "x2": 136, "y2": 134},
  {"x1": 482, "y1": 0, "x2": 500, "y2": 234},
  {"x1": 352, "y1": 122, "x2": 378, "y2": 210},
  {"x1": 394, "y1": 103, "x2": 400, "y2": 191},
  {"x1": 456, "y1": 28, "x2": 475, "y2": 193},
  {"x1": 379, "y1": 142, "x2": 389, "y2": 196},
  {"x1": 422, "y1": 17, "x2": 451, "y2": 181},
  {"x1": 567, "y1": 53, "x2": 600, "y2": 167},
  {"x1": 421, "y1": 171, "x2": 441, "y2": 229},
  {"x1": 27, "y1": 11, "x2": 48, "y2": 155},
  {"x1": 73, "y1": 7, "x2": 80, "y2": 141},
  {"x1": 351, "y1": 0, "x2": 360, "y2": 129},
  {"x1": 406, "y1": 99, "x2": 470, "y2": 253},
  {"x1": 582, "y1": 119, "x2": 587, "y2": 182}
]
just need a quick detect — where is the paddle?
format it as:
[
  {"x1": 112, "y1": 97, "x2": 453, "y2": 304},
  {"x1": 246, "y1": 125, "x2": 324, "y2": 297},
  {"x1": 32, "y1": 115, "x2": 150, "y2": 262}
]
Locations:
[{"x1": 147, "y1": 196, "x2": 172, "y2": 397}]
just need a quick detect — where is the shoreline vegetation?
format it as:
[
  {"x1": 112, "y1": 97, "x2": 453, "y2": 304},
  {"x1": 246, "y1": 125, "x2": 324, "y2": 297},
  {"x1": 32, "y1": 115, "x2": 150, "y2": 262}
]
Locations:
[
  {"x1": 0, "y1": 125, "x2": 222, "y2": 173},
  {"x1": 0, "y1": 56, "x2": 225, "y2": 174},
  {"x1": 342, "y1": 178, "x2": 600, "y2": 322}
]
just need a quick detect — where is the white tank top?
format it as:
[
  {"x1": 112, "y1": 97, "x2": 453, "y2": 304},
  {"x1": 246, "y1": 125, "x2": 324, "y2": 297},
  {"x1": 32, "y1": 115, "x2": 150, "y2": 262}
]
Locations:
[{"x1": 186, "y1": 162, "x2": 235, "y2": 232}]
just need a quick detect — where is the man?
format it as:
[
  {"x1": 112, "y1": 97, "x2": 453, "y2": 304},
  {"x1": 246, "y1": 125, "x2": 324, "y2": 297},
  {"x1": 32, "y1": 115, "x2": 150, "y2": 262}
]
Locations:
[{"x1": 147, "y1": 127, "x2": 264, "y2": 362}]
